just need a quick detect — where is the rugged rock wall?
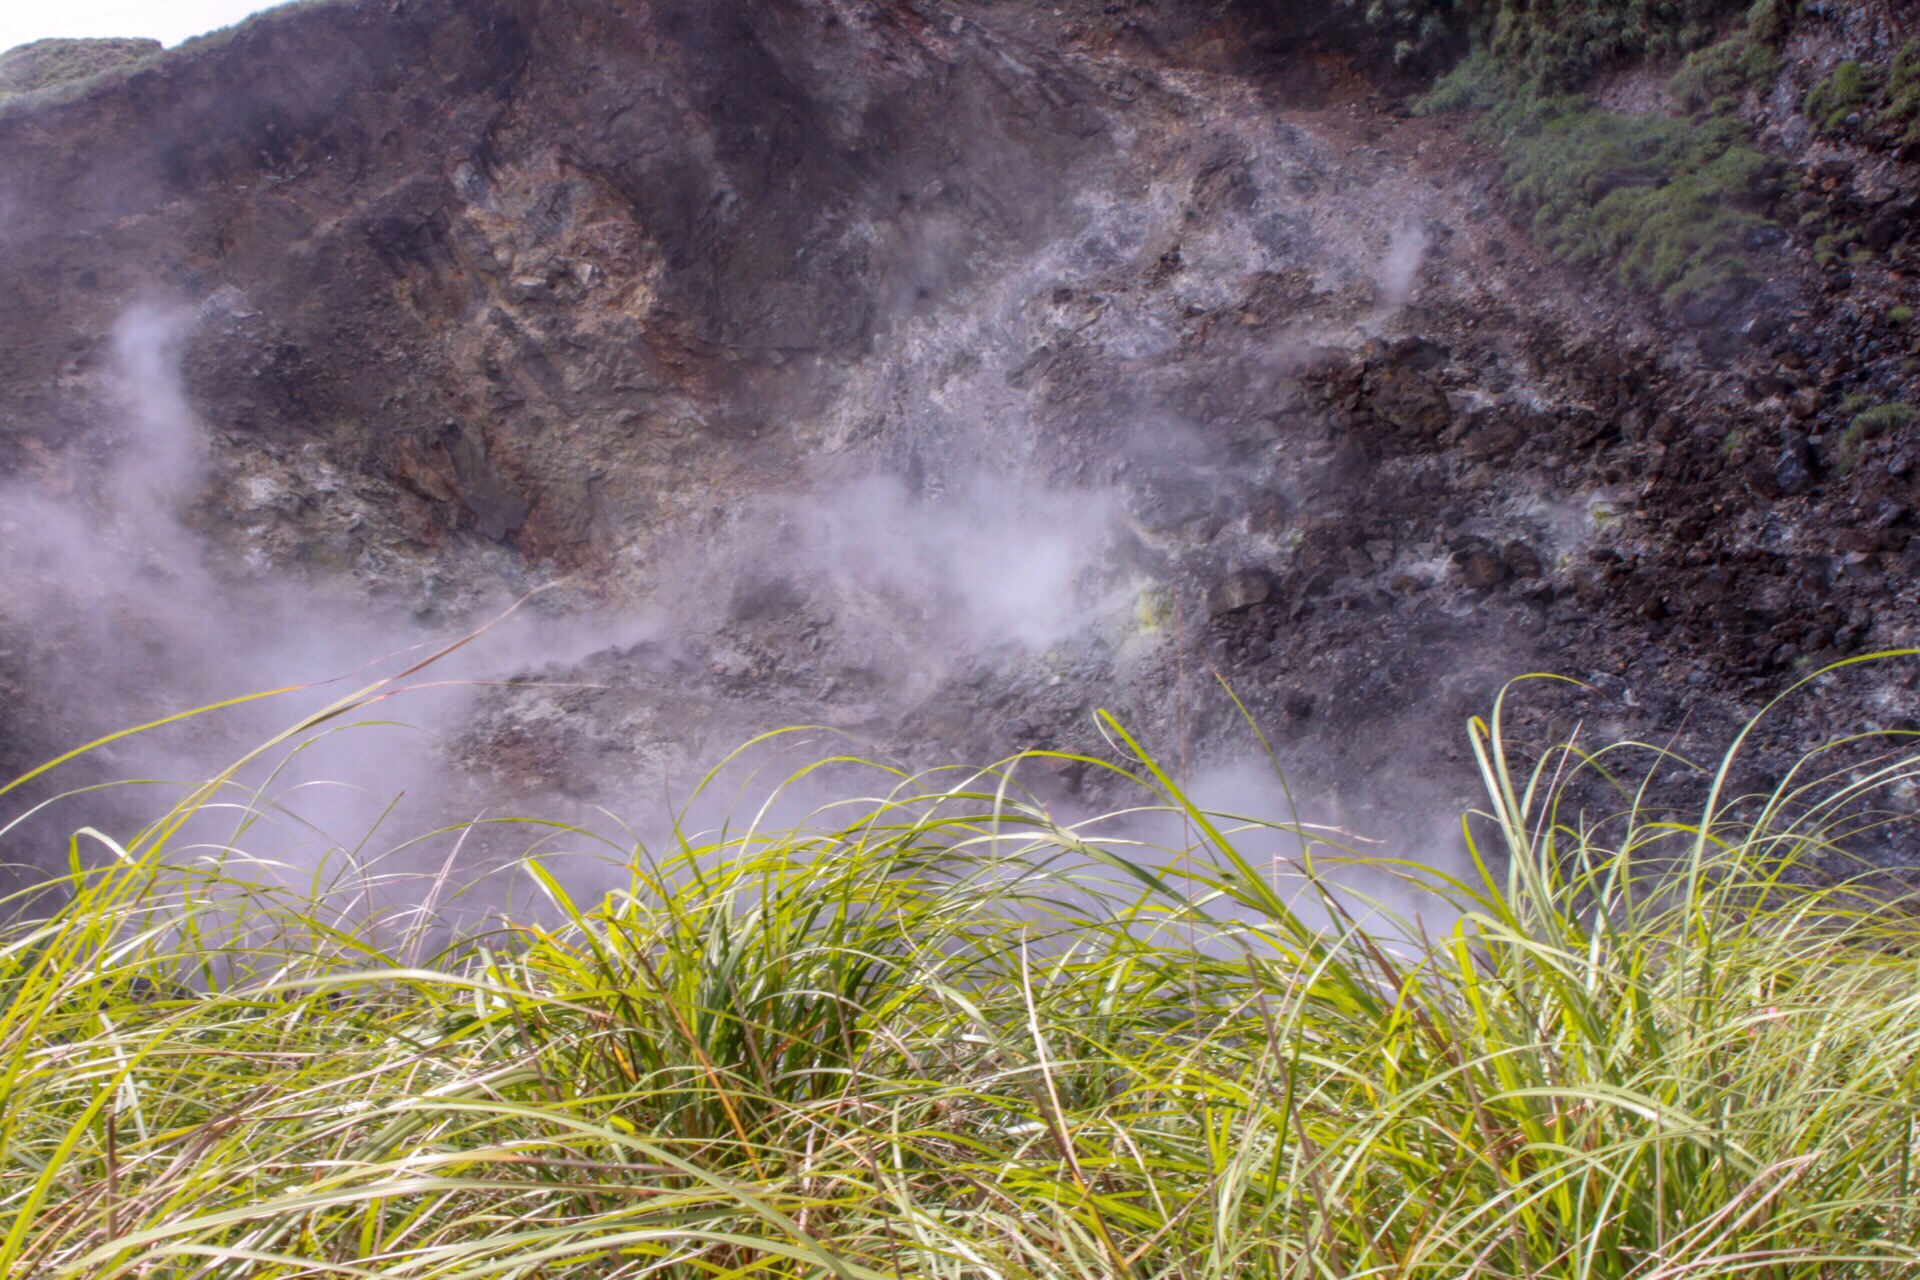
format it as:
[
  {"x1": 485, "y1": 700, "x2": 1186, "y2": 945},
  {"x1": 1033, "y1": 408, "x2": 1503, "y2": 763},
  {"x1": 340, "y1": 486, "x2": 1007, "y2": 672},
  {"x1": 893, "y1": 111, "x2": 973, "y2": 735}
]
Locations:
[{"x1": 0, "y1": 0, "x2": 1916, "y2": 861}]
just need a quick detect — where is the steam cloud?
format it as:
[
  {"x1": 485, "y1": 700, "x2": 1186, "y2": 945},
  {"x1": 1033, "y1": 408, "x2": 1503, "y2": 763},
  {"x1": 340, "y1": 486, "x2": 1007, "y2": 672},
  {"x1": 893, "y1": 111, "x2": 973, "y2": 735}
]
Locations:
[
  {"x1": 773, "y1": 472, "x2": 1123, "y2": 651},
  {"x1": 0, "y1": 300, "x2": 1152, "y2": 918},
  {"x1": 0, "y1": 307, "x2": 490, "y2": 899},
  {"x1": 1376, "y1": 221, "x2": 1431, "y2": 313}
]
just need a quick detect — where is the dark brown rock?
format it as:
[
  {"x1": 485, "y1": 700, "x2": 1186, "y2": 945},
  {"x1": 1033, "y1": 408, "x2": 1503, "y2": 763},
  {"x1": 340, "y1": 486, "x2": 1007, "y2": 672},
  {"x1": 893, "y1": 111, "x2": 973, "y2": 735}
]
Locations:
[
  {"x1": 1501, "y1": 540, "x2": 1544, "y2": 579},
  {"x1": 1461, "y1": 420, "x2": 1523, "y2": 461},
  {"x1": 1366, "y1": 364, "x2": 1451, "y2": 437},
  {"x1": 1385, "y1": 336, "x2": 1449, "y2": 371},
  {"x1": 445, "y1": 423, "x2": 530, "y2": 542},
  {"x1": 1247, "y1": 489, "x2": 1293, "y2": 536},
  {"x1": 1773, "y1": 438, "x2": 1814, "y2": 497},
  {"x1": 1460, "y1": 550, "x2": 1508, "y2": 590},
  {"x1": 1292, "y1": 346, "x2": 1363, "y2": 383},
  {"x1": 1326, "y1": 436, "x2": 1372, "y2": 483}
]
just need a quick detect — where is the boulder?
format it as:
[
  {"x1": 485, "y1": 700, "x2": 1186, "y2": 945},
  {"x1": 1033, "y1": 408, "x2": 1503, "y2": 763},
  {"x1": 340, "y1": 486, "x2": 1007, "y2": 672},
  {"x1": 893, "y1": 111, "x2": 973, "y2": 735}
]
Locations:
[
  {"x1": 1366, "y1": 364, "x2": 1451, "y2": 437},
  {"x1": 1460, "y1": 549, "x2": 1509, "y2": 590},
  {"x1": 1461, "y1": 420, "x2": 1523, "y2": 461},
  {"x1": 1207, "y1": 568, "x2": 1274, "y2": 617},
  {"x1": 1772, "y1": 436, "x2": 1814, "y2": 497}
]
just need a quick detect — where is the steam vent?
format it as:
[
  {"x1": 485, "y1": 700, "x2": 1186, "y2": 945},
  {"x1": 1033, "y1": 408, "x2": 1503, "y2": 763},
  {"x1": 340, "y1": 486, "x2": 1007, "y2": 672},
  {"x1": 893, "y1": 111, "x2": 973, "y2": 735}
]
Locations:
[{"x1": 0, "y1": 0, "x2": 1918, "y2": 868}]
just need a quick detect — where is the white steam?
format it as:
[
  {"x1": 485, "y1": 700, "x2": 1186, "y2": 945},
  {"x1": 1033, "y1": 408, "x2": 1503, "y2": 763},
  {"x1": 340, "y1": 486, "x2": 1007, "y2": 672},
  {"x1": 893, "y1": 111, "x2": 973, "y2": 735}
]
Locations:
[
  {"x1": 784, "y1": 472, "x2": 1121, "y2": 653},
  {"x1": 0, "y1": 307, "x2": 501, "y2": 900},
  {"x1": 109, "y1": 305, "x2": 203, "y2": 513},
  {"x1": 1375, "y1": 220, "x2": 1431, "y2": 313},
  {"x1": 0, "y1": 300, "x2": 1143, "y2": 918}
]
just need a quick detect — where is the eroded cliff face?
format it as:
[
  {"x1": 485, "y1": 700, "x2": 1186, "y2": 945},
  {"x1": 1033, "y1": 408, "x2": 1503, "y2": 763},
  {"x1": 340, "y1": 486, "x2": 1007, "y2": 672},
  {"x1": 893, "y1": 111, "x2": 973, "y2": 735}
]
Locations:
[{"x1": 0, "y1": 0, "x2": 1917, "y2": 863}]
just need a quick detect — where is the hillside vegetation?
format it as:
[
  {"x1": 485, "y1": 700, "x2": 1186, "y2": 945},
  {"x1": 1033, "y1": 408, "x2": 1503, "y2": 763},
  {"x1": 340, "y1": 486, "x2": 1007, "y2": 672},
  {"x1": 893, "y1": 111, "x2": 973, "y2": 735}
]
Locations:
[
  {"x1": 3, "y1": 676, "x2": 1920, "y2": 1278},
  {"x1": 0, "y1": 38, "x2": 160, "y2": 100},
  {"x1": 1341, "y1": 0, "x2": 1758, "y2": 79},
  {"x1": 1335, "y1": 0, "x2": 1789, "y2": 315}
]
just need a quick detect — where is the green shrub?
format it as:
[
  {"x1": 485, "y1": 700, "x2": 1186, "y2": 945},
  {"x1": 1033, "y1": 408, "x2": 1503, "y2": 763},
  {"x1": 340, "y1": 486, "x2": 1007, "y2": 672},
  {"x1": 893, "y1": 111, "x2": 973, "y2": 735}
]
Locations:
[
  {"x1": 1670, "y1": 31, "x2": 1781, "y2": 113},
  {"x1": 1334, "y1": 0, "x2": 1484, "y2": 66},
  {"x1": 1485, "y1": 0, "x2": 1751, "y2": 87},
  {"x1": 1745, "y1": 0, "x2": 1792, "y2": 44},
  {"x1": 1420, "y1": 0, "x2": 1790, "y2": 316}
]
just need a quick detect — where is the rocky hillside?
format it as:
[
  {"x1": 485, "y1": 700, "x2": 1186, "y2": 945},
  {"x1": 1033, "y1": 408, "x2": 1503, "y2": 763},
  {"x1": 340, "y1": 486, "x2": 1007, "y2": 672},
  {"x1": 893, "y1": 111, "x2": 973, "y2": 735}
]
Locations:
[{"x1": 0, "y1": 0, "x2": 1916, "y2": 857}]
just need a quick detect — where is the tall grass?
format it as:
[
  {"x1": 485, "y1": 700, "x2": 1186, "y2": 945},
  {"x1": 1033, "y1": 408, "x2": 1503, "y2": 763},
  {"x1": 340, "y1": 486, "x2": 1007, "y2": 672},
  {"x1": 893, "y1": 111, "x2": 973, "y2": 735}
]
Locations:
[{"x1": 3, "y1": 668, "x2": 1920, "y2": 1278}]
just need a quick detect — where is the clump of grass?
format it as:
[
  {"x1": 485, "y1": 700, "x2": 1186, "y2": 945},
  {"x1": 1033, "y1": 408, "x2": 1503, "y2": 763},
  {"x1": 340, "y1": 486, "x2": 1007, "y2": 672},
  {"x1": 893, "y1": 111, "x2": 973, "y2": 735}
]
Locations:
[
  {"x1": 4, "y1": 668, "x2": 1920, "y2": 1278},
  {"x1": 1805, "y1": 42, "x2": 1920, "y2": 147},
  {"x1": 1865, "y1": 401, "x2": 1918, "y2": 430},
  {"x1": 1806, "y1": 59, "x2": 1884, "y2": 131},
  {"x1": 1834, "y1": 400, "x2": 1920, "y2": 473},
  {"x1": 1815, "y1": 224, "x2": 1865, "y2": 266},
  {"x1": 1745, "y1": 0, "x2": 1793, "y2": 44},
  {"x1": 1670, "y1": 30, "x2": 1781, "y2": 114},
  {"x1": 1890, "y1": 43, "x2": 1920, "y2": 141}
]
